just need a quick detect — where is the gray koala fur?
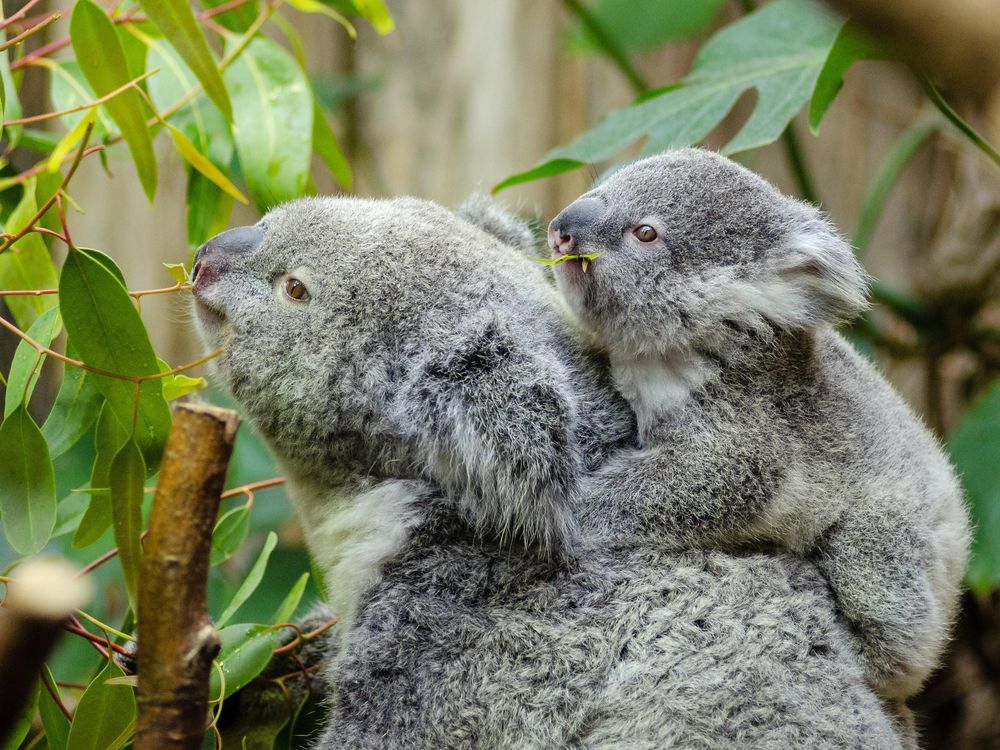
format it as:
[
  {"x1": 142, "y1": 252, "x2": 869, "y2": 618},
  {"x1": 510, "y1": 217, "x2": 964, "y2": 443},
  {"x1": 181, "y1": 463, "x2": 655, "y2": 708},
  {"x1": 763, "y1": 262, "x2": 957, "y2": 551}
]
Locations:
[
  {"x1": 548, "y1": 148, "x2": 970, "y2": 700},
  {"x1": 193, "y1": 195, "x2": 913, "y2": 748}
]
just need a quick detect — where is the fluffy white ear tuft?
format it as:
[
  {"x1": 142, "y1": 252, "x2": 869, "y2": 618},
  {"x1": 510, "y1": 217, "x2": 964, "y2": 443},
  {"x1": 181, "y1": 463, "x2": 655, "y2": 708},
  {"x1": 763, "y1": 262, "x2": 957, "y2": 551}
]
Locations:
[
  {"x1": 458, "y1": 193, "x2": 537, "y2": 256},
  {"x1": 758, "y1": 211, "x2": 870, "y2": 330}
]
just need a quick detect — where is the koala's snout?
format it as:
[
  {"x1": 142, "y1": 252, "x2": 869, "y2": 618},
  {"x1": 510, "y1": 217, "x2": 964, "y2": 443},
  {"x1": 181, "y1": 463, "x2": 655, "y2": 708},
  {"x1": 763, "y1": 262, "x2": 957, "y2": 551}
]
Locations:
[
  {"x1": 548, "y1": 197, "x2": 603, "y2": 256},
  {"x1": 192, "y1": 225, "x2": 264, "y2": 287}
]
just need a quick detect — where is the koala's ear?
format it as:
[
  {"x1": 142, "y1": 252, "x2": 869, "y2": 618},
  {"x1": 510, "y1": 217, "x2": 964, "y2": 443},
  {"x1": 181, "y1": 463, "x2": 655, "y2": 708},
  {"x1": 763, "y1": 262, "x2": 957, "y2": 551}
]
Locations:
[
  {"x1": 760, "y1": 207, "x2": 870, "y2": 330},
  {"x1": 458, "y1": 193, "x2": 538, "y2": 256},
  {"x1": 393, "y1": 319, "x2": 581, "y2": 559}
]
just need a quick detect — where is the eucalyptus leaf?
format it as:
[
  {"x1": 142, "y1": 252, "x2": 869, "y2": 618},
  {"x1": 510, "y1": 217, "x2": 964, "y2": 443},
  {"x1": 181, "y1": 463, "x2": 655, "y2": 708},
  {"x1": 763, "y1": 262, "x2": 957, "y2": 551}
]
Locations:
[
  {"x1": 217, "y1": 531, "x2": 278, "y2": 626},
  {"x1": 0, "y1": 178, "x2": 59, "y2": 329},
  {"x1": 71, "y1": 0, "x2": 157, "y2": 200},
  {"x1": 4, "y1": 306, "x2": 62, "y2": 418},
  {"x1": 1, "y1": 38, "x2": 23, "y2": 147},
  {"x1": 110, "y1": 438, "x2": 145, "y2": 614},
  {"x1": 186, "y1": 169, "x2": 234, "y2": 249},
  {"x1": 272, "y1": 572, "x2": 309, "y2": 624},
  {"x1": 312, "y1": 101, "x2": 352, "y2": 189},
  {"x1": 65, "y1": 660, "x2": 136, "y2": 750},
  {"x1": 43, "y1": 340, "x2": 105, "y2": 458},
  {"x1": 210, "y1": 623, "x2": 281, "y2": 701},
  {"x1": 135, "y1": 0, "x2": 233, "y2": 119},
  {"x1": 210, "y1": 504, "x2": 251, "y2": 566},
  {"x1": 201, "y1": 0, "x2": 260, "y2": 32},
  {"x1": 73, "y1": 402, "x2": 128, "y2": 548},
  {"x1": 39, "y1": 665, "x2": 71, "y2": 750},
  {"x1": 809, "y1": 21, "x2": 889, "y2": 132},
  {"x1": 0, "y1": 405, "x2": 57, "y2": 555},
  {"x1": 224, "y1": 36, "x2": 313, "y2": 209},
  {"x1": 59, "y1": 248, "x2": 171, "y2": 474},
  {"x1": 948, "y1": 380, "x2": 1000, "y2": 593}
]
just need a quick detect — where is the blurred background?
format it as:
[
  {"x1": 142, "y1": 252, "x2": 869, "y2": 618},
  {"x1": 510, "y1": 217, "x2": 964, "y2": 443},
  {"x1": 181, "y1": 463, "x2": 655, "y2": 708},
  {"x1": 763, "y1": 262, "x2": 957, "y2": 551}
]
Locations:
[{"x1": 2, "y1": 0, "x2": 999, "y2": 747}]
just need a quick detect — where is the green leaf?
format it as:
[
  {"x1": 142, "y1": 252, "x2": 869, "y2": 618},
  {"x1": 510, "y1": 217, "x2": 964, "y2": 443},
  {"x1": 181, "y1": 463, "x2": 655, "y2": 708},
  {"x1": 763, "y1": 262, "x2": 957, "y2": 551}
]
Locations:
[
  {"x1": 4, "y1": 306, "x2": 62, "y2": 418},
  {"x1": 210, "y1": 505, "x2": 251, "y2": 566},
  {"x1": 140, "y1": 21, "x2": 233, "y2": 169},
  {"x1": 48, "y1": 108, "x2": 99, "y2": 173},
  {"x1": 73, "y1": 401, "x2": 128, "y2": 548},
  {"x1": 566, "y1": 0, "x2": 725, "y2": 54},
  {"x1": 59, "y1": 248, "x2": 172, "y2": 474},
  {"x1": 43, "y1": 340, "x2": 105, "y2": 459},
  {"x1": 287, "y1": 0, "x2": 357, "y2": 38},
  {"x1": 497, "y1": 0, "x2": 844, "y2": 189},
  {"x1": 135, "y1": 0, "x2": 232, "y2": 119},
  {"x1": 71, "y1": 0, "x2": 158, "y2": 201},
  {"x1": 39, "y1": 666, "x2": 71, "y2": 750},
  {"x1": 0, "y1": 178, "x2": 59, "y2": 329},
  {"x1": 66, "y1": 660, "x2": 136, "y2": 750},
  {"x1": 492, "y1": 158, "x2": 587, "y2": 193},
  {"x1": 272, "y1": 572, "x2": 309, "y2": 624},
  {"x1": 224, "y1": 36, "x2": 313, "y2": 209},
  {"x1": 312, "y1": 101, "x2": 352, "y2": 189},
  {"x1": 217, "y1": 531, "x2": 278, "y2": 626},
  {"x1": 166, "y1": 122, "x2": 249, "y2": 203},
  {"x1": 210, "y1": 623, "x2": 280, "y2": 701},
  {"x1": 809, "y1": 21, "x2": 889, "y2": 132},
  {"x1": 53, "y1": 492, "x2": 91, "y2": 538},
  {"x1": 342, "y1": 0, "x2": 394, "y2": 33},
  {"x1": 162, "y1": 262, "x2": 189, "y2": 284},
  {"x1": 110, "y1": 438, "x2": 145, "y2": 613},
  {"x1": 0, "y1": 405, "x2": 57, "y2": 554},
  {"x1": 948, "y1": 380, "x2": 1000, "y2": 593}
]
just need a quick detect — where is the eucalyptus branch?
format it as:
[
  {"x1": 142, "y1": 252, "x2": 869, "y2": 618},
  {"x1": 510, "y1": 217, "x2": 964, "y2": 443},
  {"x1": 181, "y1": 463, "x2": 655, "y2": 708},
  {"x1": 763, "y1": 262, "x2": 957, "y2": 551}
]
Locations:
[
  {"x1": 0, "y1": 282, "x2": 191, "y2": 299},
  {"x1": 0, "y1": 0, "x2": 44, "y2": 32}
]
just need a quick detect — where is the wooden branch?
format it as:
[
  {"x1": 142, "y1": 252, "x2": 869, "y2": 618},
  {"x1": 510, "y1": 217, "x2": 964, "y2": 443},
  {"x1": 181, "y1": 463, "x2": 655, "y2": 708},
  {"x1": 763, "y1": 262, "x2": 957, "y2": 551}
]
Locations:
[
  {"x1": 0, "y1": 559, "x2": 92, "y2": 745},
  {"x1": 824, "y1": 0, "x2": 1000, "y2": 102},
  {"x1": 136, "y1": 404, "x2": 240, "y2": 750}
]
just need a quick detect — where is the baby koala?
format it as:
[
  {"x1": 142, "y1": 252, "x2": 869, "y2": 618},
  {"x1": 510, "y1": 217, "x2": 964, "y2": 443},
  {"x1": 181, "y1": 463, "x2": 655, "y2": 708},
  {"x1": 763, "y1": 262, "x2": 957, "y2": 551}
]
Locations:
[{"x1": 547, "y1": 148, "x2": 969, "y2": 700}]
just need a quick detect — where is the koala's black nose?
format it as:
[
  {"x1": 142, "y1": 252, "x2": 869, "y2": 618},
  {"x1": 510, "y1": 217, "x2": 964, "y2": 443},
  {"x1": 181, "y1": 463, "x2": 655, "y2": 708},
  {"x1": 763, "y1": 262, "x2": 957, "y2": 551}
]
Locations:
[
  {"x1": 548, "y1": 197, "x2": 603, "y2": 256},
  {"x1": 192, "y1": 225, "x2": 264, "y2": 283}
]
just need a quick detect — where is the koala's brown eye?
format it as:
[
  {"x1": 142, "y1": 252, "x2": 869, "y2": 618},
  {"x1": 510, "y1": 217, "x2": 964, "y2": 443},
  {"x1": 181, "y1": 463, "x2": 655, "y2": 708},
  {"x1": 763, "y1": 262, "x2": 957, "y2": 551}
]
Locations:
[
  {"x1": 633, "y1": 225, "x2": 658, "y2": 242},
  {"x1": 284, "y1": 277, "x2": 309, "y2": 302}
]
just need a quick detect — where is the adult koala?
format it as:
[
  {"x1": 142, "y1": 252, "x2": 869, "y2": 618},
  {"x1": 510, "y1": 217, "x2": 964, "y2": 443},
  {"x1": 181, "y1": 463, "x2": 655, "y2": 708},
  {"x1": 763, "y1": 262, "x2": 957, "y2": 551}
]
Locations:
[{"x1": 192, "y1": 196, "x2": 910, "y2": 748}]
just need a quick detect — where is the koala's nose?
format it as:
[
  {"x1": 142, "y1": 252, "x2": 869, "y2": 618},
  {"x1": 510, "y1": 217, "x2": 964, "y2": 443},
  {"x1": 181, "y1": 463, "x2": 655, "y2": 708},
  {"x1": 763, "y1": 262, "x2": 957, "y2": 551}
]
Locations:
[
  {"x1": 192, "y1": 225, "x2": 264, "y2": 284},
  {"x1": 548, "y1": 197, "x2": 603, "y2": 256}
]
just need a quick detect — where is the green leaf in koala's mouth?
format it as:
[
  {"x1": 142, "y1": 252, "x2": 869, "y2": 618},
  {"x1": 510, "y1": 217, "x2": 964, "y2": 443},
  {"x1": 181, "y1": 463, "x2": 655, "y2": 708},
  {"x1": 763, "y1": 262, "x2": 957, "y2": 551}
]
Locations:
[{"x1": 532, "y1": 251, "x2": 604, "y2": 272}]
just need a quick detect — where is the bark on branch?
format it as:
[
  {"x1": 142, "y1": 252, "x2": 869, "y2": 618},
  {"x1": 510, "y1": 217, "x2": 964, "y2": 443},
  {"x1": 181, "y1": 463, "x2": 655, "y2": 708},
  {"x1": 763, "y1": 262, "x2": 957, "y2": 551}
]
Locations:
[
  {"x1": 0, "y1": 559, "x2": 91, "y2": 745},
  {"x1": 136, "y1": 403, "x2": 240, "y2": 750},
  {"x1": 824, "y1": 0, "x2": 1000, "y2": 101}
]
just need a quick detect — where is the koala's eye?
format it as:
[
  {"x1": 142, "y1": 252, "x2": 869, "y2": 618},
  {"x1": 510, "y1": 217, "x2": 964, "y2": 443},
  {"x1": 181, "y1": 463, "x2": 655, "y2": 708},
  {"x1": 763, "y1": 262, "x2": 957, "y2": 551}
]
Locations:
[
  {"x1": 284, "y1": 277, "x2": 310, "y2": 302},
  {"x1": 633, "y1": 225, "x2": 658, "y2": 243}
]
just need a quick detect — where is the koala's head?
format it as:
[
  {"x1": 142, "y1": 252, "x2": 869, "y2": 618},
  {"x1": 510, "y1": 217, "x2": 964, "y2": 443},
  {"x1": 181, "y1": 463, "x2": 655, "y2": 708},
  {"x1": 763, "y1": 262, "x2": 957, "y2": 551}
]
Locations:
[
  {"x1": 190, "y1": 195, "x2": 635, "y2": 561},
  {"x1": 547, "y1": 149, "x2": 869, "y2": 358}
]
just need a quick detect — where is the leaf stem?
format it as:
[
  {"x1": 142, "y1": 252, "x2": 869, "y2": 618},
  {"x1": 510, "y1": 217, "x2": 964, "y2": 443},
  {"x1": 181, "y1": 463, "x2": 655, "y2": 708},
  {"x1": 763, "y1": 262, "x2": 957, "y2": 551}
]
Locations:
[
  {"x1": 920, "y1": 74, "x2": 1000, "y2": 168},
  {"x1": 0, "y1": 0, "x2": 44, "y2": 32},
  {"x1": 559, "y1": 0, "x2": 649, "y2": 95}
]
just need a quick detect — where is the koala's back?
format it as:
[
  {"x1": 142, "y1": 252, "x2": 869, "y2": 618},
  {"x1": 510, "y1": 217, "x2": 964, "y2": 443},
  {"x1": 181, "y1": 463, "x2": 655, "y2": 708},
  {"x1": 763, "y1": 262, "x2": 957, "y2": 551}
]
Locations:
[{"x1": 315, "y1": 498, "x2": 904, "y2": 750}]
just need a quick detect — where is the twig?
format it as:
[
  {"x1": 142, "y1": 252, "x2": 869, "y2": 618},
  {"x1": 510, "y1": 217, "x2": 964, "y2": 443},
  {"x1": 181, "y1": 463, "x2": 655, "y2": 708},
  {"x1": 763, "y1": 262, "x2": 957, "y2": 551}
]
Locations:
[
  {"x1": 39, "y1": 669, "x2": 73, "y2": 723},
  {"x1": 0, "y1": 122, "x2": 94, "y2": 254},
  {"x1": 0, "y1": 0, "x2": 44, "y2": 32},
  {"x1": 220, "y1": 477, "x2": 286, "y2": 500},
  {"x1": 0, "y1": 283, "x2": 192, "y2": 299},
  {"x1": 3, "y1": 69, "x2": 158, "y2": 127},
  {"x1": 136, "y1": 404, "x2": 241, "y2": 750},
  {"x1": 0, "y1": 12, "x2": 60, "y2": 52}
]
